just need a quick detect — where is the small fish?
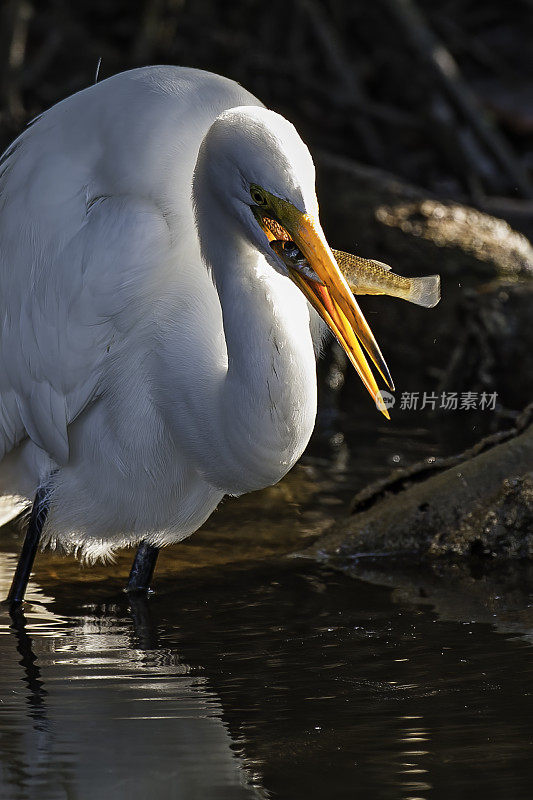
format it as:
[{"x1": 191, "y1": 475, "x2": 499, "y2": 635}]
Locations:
[
  {"x1": 271, "y1": 240, "x2": 440, "y2": 308},
  {"x1": 271, "y1": 240, "x2": 324, "y2": 285},
  {"x1": 273, "y1": 240, "x2": 306, "y2": 266},
  {"x1": 333, "y1": 250, "x2": 441, "y2": 308}
]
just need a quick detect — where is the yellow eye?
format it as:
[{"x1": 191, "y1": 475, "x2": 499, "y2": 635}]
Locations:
[{"x1": 250, "y1": 185, "x2": 267, "y2": 206}]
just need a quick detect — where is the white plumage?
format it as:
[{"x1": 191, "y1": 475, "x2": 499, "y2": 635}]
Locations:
[{"x1": 0, "y1": 66, "x2": 388, "y2": 561}]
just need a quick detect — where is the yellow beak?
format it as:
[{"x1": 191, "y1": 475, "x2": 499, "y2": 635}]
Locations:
[{"x1": 254, "y1": 197, "x2": 393, "y2": 418}]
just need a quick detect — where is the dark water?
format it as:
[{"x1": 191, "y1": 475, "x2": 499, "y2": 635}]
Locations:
[
  {"x1": 1, "y1": 555, "x2": 533, "y2": 800},
  {"x1": 1, "y1": 411, "x2": 532, "y2": 799}
]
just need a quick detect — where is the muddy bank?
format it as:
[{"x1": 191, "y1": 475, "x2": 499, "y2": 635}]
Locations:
[{"x1": 307, "y1": 405, "x2": 533, "y2": 561}]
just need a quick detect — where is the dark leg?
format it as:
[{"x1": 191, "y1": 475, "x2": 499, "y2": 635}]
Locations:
[
  {"x1": 9, "y1": 606, "x2": 49, "y2": 728},
  {"x1": 126, "y1": 541, "x2": 159, "y2": 593},
  {"x1": 7, "y1": 486, "x2": 51, "y2": 609}
]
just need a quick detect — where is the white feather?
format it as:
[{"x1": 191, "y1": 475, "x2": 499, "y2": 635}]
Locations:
[{"x1": 0, "y1": 66, "x2": 328, "y2": 560}]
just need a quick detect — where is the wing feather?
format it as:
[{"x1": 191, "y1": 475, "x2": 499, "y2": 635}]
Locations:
[{"x1": 0, "y1": 123, "x2": 172, "y2": 465}]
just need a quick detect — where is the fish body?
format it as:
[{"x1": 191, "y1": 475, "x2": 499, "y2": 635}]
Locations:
[
  {"x1": 271, "y1": 240, "x2": 440, "y2": 308},
  {"x1": 333, "y1": 250, "x2": 440, "y2": 308}
]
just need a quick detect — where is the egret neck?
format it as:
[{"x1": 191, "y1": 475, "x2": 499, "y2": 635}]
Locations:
[{"x1": 190, "y1": 198, "x2": 317, "y2": 495}]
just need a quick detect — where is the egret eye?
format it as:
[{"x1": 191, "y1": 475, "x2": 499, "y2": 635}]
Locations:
[{"x1": 250, "y1": 185, "x2": 268, "y2": 207}]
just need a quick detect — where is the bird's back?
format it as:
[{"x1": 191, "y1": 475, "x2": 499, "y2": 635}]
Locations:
[
  {"x1": 0, "y1": 67, "x2": 261, "y2": 544},
  {"x1": 0, "y1": 66, "x2": 260, "y2": 458}
]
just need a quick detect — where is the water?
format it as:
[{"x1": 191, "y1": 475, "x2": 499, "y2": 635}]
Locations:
[
  {"x1": 1, "y1": 413, "x2": 532, "y2": 799},
  {"x1": 1, "y1": 551, "x2": 533, "y2": 799}
]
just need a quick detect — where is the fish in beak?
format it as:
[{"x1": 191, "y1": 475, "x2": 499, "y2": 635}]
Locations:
[{"x1": 251, "y1": 189, "x2": 393, "y2": 419}]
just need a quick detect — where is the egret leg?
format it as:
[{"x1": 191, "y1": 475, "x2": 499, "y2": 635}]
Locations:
[
  {"x1": 7, "y1": 486, "x2": 50, "y2": 609},
  {"x1": 126, "y1": 541, "x2": 159, "y2": 593}
]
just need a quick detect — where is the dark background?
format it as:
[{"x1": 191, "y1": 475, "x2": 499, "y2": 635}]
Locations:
[{"x1": 1, "y1": 0, "x2": 532, "y2": 204}]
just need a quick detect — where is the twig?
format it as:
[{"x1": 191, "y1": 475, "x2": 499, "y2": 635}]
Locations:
[
  {"x1": 131, "y1": 0, "x2": 183, "y2": 64},
  {"x1": 384, "y1": 0, "x2": 533, "y2": 198},
  {"x1": 297, "y1": 0, "x2": 385, "y2": 166},
  {"x1": 0, "y1": 0, "x2": 31, "y2": 115},
  {"x1": 20, "y1": 28, "x2": 62, "y2": 89},
  {"x1": 432, "y1": 13, "x2": 518, "y2": 81},
  {"x1": 428, "y1": 93, "x2": 501, "y2": 196},
  {"x1": 242, "y1": 50, "x2": 418, "y2": 131}
]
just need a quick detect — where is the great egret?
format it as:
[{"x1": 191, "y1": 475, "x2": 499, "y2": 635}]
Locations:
[{"x1": 0, "y1": 66, "x2": 393, "y2": 605}]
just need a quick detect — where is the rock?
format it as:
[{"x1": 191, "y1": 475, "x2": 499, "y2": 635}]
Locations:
[
  {"x1": 306, "y1": 408, "x2": 533, "y2": 561},
  {"x1": 316, "y1": 151, "x2": 533, "y2": 281},
  {"x1": 457, "y1": 473, "x2": 533, "y2": 558}
]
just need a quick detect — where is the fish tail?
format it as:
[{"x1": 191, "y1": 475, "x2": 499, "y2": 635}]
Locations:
[{"x1": 407, "y1": 275, "x2": 441, "y2": 308}]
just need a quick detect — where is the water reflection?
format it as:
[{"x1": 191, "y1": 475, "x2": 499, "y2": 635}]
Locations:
[
  {"x1": 0, "y1": 574, "x2": 266, "y2": 799},
  {"x1": 9, "y1": 607, "x2": 48, "y2": 726},
  {"x1": 3, "y1": 556, "x2": 532, "y2": 800}
]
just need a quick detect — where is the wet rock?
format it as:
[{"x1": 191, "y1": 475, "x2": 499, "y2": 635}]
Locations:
[
  {"x1": 307, "y1": 409, "x2": 533, "y2": 561},
  {"x1": 456, "y1": 473, "x2": 533, "y2": 558},
  {"x1": 375, "y1": 200, "x2": 532, "y2": 280}
]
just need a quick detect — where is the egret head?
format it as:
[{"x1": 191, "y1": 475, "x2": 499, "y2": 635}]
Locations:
[{"x1": 194, "y1": 106, "x2": 392, "y2": 413}]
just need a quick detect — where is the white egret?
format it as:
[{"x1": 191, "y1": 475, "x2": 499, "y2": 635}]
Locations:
[{"x1": 0, "y1": 66, "x2": 393, "y2": 605}]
